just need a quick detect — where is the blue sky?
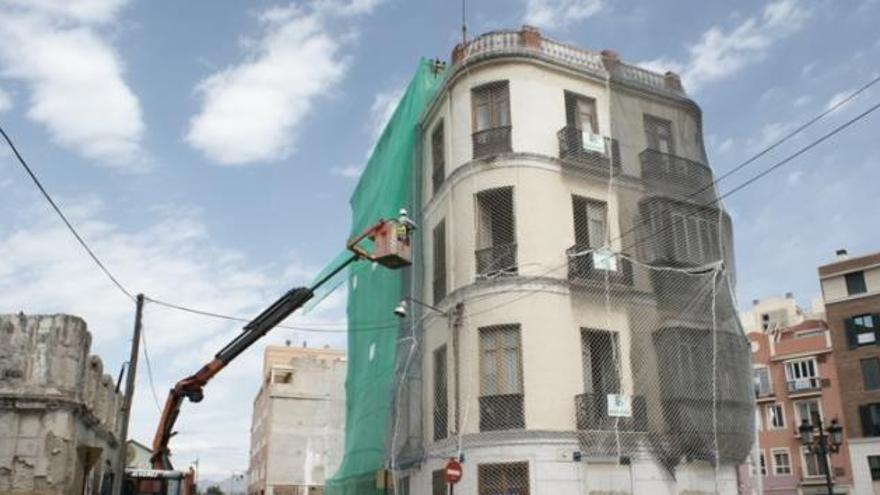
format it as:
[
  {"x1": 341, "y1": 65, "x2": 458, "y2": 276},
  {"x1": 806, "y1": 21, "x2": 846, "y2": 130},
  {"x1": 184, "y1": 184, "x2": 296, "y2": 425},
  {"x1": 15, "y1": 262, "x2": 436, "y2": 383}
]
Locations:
[{"x1": 0, "y1": 0, "x2": 878, "y2": 478}]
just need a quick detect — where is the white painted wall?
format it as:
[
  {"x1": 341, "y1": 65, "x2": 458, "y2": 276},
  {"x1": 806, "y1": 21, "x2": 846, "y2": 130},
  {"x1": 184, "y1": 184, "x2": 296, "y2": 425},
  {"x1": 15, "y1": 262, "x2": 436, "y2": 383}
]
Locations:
[{"x1": 848, "y1": 438, "x2": 880, "y2": 495}]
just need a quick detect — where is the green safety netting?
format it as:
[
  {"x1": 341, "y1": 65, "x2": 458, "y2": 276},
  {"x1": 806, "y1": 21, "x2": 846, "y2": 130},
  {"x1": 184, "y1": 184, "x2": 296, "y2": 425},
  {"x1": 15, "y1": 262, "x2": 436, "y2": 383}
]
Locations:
[{"x1": 324, "y1": 58, "x2": 447, "y2": 494}]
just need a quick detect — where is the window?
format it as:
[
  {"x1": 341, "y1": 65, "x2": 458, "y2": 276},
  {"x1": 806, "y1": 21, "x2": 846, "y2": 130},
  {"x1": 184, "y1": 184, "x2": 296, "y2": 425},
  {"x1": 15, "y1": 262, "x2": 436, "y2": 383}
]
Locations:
[
  {"x1": 433, "y1": 220, "x2": 447, "y2": 303},
  {"x1": 767, "y1": 404, "x2": 786, "y2": 429},
  {"x1": 480, "y1": 325, "x2": 522, "y2": 396},
  {"x1": 864, "y1": 358, "x2": 880, "y2": 390},
  {"x1": 433, "y1": 345, "x2": 448, "y2": 441},
  {"x1": 771, "y1": 449, "x2": 791, "y2": 475},
  {"x1": 565, "y1": 92, "x2": 598, "y2": 133},
  {"x1": 644, "y1": 114, "x2": 675, "y2": 155},
  {"x1": 795, "y1": 399, "x2": 822, "y2": 428},
  {"x1": 760, "y1": 451, "x2": 767, "y2": 476},
  {"x1": 475, "y1": 187, "x2": 517, "y2": 277},
  {"x1": 762, "y1": 309, "x2": 789, "y2": 331},
  {"x1": 478, "y1": 462, "x2": 529, "y2": 495},
  {"x1": 431, "y1": 469, "x2": 445, "y2": 495},
  {"x1": 431, "y1": 122, "x2": 445, "y2": 194},
  {"x1": 869, "y1": 455, "x2": 880, "y2": 480},
  {"x1": 860, "y1": 403, "x2": 880, "y2": 437},
  {"x1": 572, "y1": 196, "x2": 607, "y2": 249},
  {"x1": 669, "y1": 212, "x2": 720, "y2": 264},
  {"x1": 479, "y1": 325, "x2": 524, "y2": 431},
  {"x1": 400, "y1": 476, "x2": 411, "y2": 495},
  {"x1": 471, "y1": 81, "x2": 511, "y2": 158},
  {"x1": 756, "y1": 408, "x2": 763, "y2": 431},
  {"x1": 801, "y1": 446, "x2": 828, "y2": 478},
  {"x1": 581, "y1": 329, "x2": 620, "y2": 395},
  {"x1": 785, "y1": 358, "x2": 819, "y2": 392},
  {"x1": 753, "y1": 367, "x2": 772, "y2": 396},
  {"x1": 847, "y1": 314, "x2": 879, "y2": 348},
  {"x1": 846, "y1": 271, "x2": 868, "y2": 295}
]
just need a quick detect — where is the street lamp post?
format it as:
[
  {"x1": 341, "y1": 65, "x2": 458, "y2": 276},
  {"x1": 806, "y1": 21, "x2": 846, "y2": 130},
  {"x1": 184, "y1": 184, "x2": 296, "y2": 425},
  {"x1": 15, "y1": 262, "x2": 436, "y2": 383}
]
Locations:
[{"x1": 798, "y1": 417, "x2": 844, "y2": 495}]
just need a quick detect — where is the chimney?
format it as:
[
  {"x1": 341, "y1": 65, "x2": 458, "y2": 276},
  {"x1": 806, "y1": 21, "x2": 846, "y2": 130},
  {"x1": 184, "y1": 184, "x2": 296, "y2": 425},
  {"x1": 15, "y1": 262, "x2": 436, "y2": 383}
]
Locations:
[
  {"x1": 664, "y1": 71, "x2": 683, "y2": 92},
  {"x1": 285, "y1": 339, "x2": 291, "y2": 347},
  {"x1": 785, "y1": 292, "x2": 793, "y2": 299},
  {"x1": 302, "y1": 340, "x2": 308, "y2": 348},
  {"x1": 752, "y1": 299, "x2": 760, "y2": 306},
  {"x1": 600, "y1": 49, "x2": 621, "y2": 71},
  {"x1": 520, "y1": 25, "x2": 542, "y2": 49},
  {"x1": 836, "y1": 249, "x2": 849, "y2": 260}
]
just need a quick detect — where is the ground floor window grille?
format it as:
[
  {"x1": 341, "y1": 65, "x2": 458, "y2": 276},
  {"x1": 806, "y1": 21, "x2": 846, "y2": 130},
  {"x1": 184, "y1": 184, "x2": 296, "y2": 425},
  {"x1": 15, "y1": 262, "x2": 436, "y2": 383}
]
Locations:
[{"x1": 478, "y1": 462, "x2": 529, "y2": 495}]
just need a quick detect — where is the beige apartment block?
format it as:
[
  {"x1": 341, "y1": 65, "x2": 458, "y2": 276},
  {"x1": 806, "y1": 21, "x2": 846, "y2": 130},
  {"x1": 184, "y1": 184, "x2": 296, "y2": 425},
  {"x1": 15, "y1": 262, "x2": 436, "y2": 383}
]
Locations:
[
  {"x1": 247, "y1": 345, "x2": 346, "y2": 495},
  {"x1": 390, "y1": 26, "x2": 754, "y2": 495}
]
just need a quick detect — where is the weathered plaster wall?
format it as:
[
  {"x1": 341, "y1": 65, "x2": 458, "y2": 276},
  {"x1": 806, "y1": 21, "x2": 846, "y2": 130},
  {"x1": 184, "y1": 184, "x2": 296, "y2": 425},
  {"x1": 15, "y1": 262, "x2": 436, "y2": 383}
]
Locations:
[{"x1": 0, "y1": 313, "x2": 122, "y2": 494}]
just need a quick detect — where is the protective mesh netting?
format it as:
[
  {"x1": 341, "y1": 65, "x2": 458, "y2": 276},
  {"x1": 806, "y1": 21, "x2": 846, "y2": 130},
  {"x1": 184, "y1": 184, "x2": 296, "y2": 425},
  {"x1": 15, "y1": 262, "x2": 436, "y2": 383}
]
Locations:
[{"x1": 326, "y1": 46, "x2": 761, "y2": 494}]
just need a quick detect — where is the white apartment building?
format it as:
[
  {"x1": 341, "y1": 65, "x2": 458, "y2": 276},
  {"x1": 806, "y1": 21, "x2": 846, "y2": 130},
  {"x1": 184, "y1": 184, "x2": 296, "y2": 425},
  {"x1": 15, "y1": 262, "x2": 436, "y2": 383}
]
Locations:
[
  {"x1": 248, "y1": 345, "x2": 346, "y2": 495},
  {"x1": 392, "y1": 27, "x2": 755, "y2": 494}
]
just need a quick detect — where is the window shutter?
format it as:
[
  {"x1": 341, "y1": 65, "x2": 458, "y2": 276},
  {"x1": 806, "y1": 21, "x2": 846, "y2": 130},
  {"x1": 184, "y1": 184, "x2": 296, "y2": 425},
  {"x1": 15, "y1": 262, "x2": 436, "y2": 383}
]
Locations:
[
  {"x1": 564, "y1": 91, "x2": 577, "y2": 127},
  {"x1": 874, "y1": 313, "x2": 880, "y2": 345},
  {"x1": 846, "y1": 317, "x2": 859, "y2": 350},
  {"x1": 861, "y1": 405, "x2": 873, "y2": 436}
]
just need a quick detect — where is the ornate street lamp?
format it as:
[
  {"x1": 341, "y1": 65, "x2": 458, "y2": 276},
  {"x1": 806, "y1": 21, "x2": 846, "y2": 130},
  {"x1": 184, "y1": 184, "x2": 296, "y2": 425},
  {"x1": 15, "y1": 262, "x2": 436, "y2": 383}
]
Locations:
[{"x1": 798, "y1": 417, "x2": 844, "y2": 495}]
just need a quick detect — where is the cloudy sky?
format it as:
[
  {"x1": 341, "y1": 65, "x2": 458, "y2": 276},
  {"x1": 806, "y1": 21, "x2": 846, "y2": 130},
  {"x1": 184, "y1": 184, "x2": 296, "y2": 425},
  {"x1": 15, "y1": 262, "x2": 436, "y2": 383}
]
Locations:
[{"x1": 0, "y1": 0, "x2": 878, "y2": 478}]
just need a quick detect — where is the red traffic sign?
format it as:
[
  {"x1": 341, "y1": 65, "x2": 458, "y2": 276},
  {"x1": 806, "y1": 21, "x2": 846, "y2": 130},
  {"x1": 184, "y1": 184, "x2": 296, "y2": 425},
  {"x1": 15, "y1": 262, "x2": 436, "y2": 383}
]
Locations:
[{"x1": 444, "y1": 459, "x2": 463, "y2": 484}]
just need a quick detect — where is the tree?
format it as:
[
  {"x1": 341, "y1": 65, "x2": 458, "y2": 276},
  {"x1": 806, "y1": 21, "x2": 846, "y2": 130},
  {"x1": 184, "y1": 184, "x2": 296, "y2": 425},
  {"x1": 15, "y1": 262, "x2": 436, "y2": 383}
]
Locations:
[{"x1": 205, "y1": 487, "x2": 225, "y2": 495}]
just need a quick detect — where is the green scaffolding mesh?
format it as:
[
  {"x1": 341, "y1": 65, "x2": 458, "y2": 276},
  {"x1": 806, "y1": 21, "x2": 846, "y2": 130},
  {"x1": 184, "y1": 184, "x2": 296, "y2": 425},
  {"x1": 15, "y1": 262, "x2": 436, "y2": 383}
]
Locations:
[{"x1": 326, "y1": 58, "x2": 446, "y2": 494}]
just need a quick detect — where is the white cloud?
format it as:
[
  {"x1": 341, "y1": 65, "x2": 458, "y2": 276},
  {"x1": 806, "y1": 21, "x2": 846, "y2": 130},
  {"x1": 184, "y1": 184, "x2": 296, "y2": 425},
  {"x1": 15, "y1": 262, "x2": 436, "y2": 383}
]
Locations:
[
  {"x1": 186, "y1": 1, "x2": 384, "y2": 166},
  {"x1": 330, "y1": 164, "x2": 363, "y2": 179},
  {"x1": 0, "y1": 88, "x2": 11, "y2": 113},
  {"x1": 826, "y1": 88, "x2": 855, "y2": 111},
  {"x1": 368, "y1": 84, "x2": 405, "y2": 143},
  {"x1": 640, "y1": 0, "x2": 811, "y2": 92},
  {"x1": 792, "y1": 95, "x2": 812, "y2": 107},
  {"x1": 0, "y1": 194, "x2": 350, "y2": 477},
  {"x1": 0, "y1": 1, "x2": 145, "y2": 167},
  {"x1": 523, "y1": 0, "x2": 603, "y2": 29}
]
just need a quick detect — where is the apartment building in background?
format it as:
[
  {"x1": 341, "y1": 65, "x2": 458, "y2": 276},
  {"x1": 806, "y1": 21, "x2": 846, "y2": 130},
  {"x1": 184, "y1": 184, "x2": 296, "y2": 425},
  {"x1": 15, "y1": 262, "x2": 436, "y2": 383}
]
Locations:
[
  {"x1": 743, "y1": 295, "x2": 852, "y2": 494},
  {"x1": 247, "y1": 344, "x2": 346, "y2": 495},
  {"x1": 393, "y1": 26, "x2": 754, "y2": 494},
  {"x1": 819, "y1": 249, "x2": 880, "y2": 494}
]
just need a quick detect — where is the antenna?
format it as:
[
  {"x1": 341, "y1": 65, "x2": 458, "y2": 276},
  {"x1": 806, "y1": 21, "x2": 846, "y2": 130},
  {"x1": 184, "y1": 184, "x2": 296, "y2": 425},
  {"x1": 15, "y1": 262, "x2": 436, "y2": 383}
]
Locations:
[{"x1": 461, "y1": 0, "x2": 467, "y2": 43}]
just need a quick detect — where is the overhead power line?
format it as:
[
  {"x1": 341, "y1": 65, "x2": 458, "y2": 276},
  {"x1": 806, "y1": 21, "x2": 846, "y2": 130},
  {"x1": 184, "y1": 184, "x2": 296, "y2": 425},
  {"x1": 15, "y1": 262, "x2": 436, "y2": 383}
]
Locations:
[{"x1": 0, "y1": 125, "x2": 134, "y2": 301}]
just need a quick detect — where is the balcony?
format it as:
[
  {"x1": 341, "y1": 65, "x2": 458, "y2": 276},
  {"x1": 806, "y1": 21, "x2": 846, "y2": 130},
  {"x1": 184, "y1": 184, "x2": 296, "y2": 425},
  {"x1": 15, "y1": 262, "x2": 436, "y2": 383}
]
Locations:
[
  {"x1": 479, "y1": 393, "x2": 525, "y2": 431},
  {"x1": 472, "y1": 126, "x2": 512, "y2": 159},
  {"x1": 575, "y1": 393, "x2": 647, "y2": 432},
  {"x1": 787, "y1": 377, "x2": 822, "y2": 394},
  {"x1": 476, "y1": 243, "x2": 518, "y2": 278},
  {"x1": 640, "y1": 149, "x2": 716, "y2": 204},
  {"x1": 754, "y1": 385, "x2": 774, "y2": 401},
  {"x1": 556, "y1": 126, "x2": 621, "y2": 175},
  {"x1": 566, "y1": 245, "x2": 633, "y2": 287},
  {"x1": 450, "y1": 27, "x2": 687, "y2": 97}
]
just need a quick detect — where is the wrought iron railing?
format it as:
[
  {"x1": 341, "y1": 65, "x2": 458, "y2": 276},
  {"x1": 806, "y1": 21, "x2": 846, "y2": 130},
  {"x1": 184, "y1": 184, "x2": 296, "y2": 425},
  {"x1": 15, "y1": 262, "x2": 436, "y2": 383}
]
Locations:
[
  {"x1": 575, "y1": 393, "x2": 648, "y2": 432},
  {"x1": 476, "y1": 243, "x2": 518, "y2": 278},
  {"x1": 787, "y1": 377, "x2": 822, "y2": 393},
  {"x1": 472, "y1": 126, "x2": 512, "y2": 159},
  {"x1": 566, "y1": 245, "x2": 633, "y2": 286},
  {"x1": 479, "y1": 393, "x2": 525, "y2": 431},
  {"x1": 640, "y1": 149, "x2": 715, "y2": 203},
  {"x1": 557, "y1": 126, "x2": 621, "y2": 174}
]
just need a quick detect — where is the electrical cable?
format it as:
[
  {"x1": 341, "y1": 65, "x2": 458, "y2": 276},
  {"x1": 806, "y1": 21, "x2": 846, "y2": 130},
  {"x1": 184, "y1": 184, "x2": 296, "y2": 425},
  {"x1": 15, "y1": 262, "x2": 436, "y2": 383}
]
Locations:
[{"x1": 0, "y1": 125, "x2": 134, "y2": 301}]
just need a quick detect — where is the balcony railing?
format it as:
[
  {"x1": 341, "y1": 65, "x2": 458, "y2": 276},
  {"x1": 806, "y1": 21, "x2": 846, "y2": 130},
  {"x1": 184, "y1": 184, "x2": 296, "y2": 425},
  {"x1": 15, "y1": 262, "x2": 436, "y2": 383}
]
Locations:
[
  {"x1": 754, "y1": 385, "x2": 774, "y2": 398},
  {"x1": 566, "y1": 245, "x2": 633, "y2": 286},
  {"x1": 787, "y1": 377, "x2": 822, "y2": 393},
  {"x1": 451, "y1": 28, "x2": 687, "y2": 96},
  {"x1": 476, "y1": 243, "x2": 518, "y2": 278},
  {"x1": 575, "y1": 393, "x2": 647, "y2": 432},
  {"x1": 640, "y1": 149, "x2": 716, "y2": 204},
  {"x1": 472, "y1": 126, "x2": 512, "y2": 159},
  {"x1": 557, "y1": 126, "x2": 621, "y2": 174},
  {"x1": 479, "y1": 393, "x2": 525, "y2": 431}
]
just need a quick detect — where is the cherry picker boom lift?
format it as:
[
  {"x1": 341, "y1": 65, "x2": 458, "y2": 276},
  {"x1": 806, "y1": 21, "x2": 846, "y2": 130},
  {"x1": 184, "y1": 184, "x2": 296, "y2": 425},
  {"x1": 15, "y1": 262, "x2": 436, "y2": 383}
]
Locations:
[{"x1": 123, "y1": 214, "x2": 414, "y2": 495}]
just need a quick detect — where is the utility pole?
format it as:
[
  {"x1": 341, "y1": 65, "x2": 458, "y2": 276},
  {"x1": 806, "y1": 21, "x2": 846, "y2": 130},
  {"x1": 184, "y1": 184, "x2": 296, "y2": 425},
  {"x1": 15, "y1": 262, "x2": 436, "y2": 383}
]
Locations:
[{"x1": 113, "y1": 294, "x2": 145, "y2": 494}]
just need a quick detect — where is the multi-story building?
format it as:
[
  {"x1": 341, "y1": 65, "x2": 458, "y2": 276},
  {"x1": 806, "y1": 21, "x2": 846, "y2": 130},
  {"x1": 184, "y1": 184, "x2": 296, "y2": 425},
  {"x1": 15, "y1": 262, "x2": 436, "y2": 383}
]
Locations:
[
  {"x1": 819, "y1": 249, "x2": 880, "y2": 494},
  {"x1": 393, "y1": 26, "x2": 754, "y2": 494},
  {"x1": 247, "y1": 344, "x2": 346, "y2": 495},
  {"x1": 743, "y1": 295, "x2": 853, "y2": 494}
]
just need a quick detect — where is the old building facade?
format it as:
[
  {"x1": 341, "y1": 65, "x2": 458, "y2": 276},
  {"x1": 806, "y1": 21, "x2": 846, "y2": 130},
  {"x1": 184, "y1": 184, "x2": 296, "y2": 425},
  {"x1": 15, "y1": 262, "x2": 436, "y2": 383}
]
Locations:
[
  {"x1": 395, "y1": 26, "x2": 754, "y2": 495},
  {"x1": 0, "y1": 313, "x2": 122, "y2": 495},
  {"x1": 247, "y1": 345, "x2": 346, "y2": 495},
  {"x1": 819, "y1": 250, "x2": 880, "y2": 494}
]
